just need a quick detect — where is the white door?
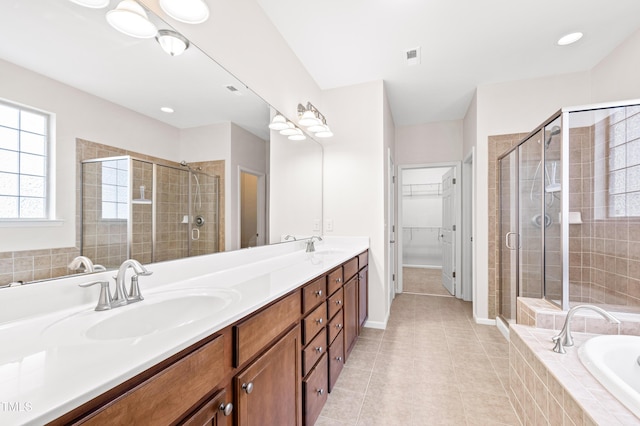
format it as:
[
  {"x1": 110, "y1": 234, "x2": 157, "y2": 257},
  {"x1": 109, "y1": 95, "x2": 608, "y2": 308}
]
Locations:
[{"x1": 441, "y1": 168, "x2": 456, "y2": 296}]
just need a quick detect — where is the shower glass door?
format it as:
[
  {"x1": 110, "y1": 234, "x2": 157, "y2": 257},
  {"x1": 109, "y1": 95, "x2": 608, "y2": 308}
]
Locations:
[{"x1": 499, "y1": 149, "x2": 518, "y2": 323}]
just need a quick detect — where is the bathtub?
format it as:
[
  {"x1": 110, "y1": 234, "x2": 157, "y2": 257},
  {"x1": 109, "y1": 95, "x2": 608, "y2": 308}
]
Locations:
[{"x1": 579, "y1": 335, "x2": 640, "y2": 418}]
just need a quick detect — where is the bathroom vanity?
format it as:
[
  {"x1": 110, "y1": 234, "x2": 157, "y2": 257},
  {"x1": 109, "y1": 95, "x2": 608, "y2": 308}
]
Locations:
[{"x1": 0, "y1": 237, "x2": 369, "y2": 426}]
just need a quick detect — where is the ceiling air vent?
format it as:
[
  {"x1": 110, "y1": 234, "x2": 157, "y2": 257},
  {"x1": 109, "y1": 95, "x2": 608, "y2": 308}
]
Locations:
[
  {"x1": 405, "y1": 47, "x2": 421, "y2": 66},
  {"x1": 225, "y1": 84, "x2": 243, "y2": 96}
]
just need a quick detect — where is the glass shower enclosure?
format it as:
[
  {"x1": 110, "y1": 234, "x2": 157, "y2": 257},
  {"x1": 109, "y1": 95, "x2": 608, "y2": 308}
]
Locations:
[
  {"x1": 81, "y1": 156, "x2": 219, "y2": 269},
  {"x1": 498, "y1": 98, "x2": 640, "y2": 324}
]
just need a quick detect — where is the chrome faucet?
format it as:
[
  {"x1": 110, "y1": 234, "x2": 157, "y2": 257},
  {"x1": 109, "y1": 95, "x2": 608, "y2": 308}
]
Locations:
[
  {"x1": 68, "y1": 256, "x2": 106, "y2": 273},
  {"x1": 284, "y1": 235, "x2": 297, "y2": 241},
  {"x1": 552, "y1": 304, "x2": 620, "y2": 354},
  {"x1": 306, "y1": 236, "x2": 323, "y2": 253},
  {"x1": 112, "y1": 259, "x2": 152, "y2": 307}
]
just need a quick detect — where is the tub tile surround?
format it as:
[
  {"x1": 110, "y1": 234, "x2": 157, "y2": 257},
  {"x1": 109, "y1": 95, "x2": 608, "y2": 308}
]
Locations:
[
  {"x1": 518, "y1": 297, "x2": 640, "y2": 335},
  {"x1": 0, "y1": 236, "x2": 368, "y2": 424},
  {"x1": 509, "y1": 324, "x2": 640, "y2": 426}
]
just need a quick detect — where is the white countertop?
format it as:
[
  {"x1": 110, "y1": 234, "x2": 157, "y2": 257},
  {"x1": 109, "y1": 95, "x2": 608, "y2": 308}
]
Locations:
[{"x1": 0, "y1": 237, "x2": 368, "y2": 425}]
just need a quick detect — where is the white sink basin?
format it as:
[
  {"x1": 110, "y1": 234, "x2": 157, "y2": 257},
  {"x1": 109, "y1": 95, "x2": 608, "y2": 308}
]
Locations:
[
  {"x1": 42, "y1": 289, "x2": 238, "y2": 342},
  {"x1": 86, "y1": 294, "x2": 230, "y2": 340}
]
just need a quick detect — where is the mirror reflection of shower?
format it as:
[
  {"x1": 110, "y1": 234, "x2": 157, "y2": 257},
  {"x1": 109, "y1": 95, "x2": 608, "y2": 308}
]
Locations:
[
  {"x1": 529, "y1": 125, "x2": 561, "y2": 228},
  {"x1": 180, "y1": 160, "x2": 202, "y2": 210}
]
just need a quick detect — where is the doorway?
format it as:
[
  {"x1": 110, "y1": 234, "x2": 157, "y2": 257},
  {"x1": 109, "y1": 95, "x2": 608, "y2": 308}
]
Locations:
[
  {"x1": 239, "y1": 169, "x2": 266, "y2": 248},
  {"x1": 397, "y1": 163, "x2": 462, "y2": 298}
]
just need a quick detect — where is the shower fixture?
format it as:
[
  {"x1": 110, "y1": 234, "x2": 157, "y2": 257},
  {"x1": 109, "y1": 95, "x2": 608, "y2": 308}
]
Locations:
[
  {"x1": 544, "y1": 125, "x2": 561, "y2": 148},
  {"x1": 180, "y1": 161, "x2": 202, "y2": 210}
]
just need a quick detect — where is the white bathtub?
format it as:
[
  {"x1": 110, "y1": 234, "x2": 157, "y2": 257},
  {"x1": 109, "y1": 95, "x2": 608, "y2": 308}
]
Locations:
[{"x1": 579, "y1": 335, "x2": 640, "y2": 418}]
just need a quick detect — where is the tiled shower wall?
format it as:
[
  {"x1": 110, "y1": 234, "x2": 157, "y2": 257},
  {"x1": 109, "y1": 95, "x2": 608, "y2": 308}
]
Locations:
[{"x1": 0, "y1": 139, "x2": 225, "y2": 286}]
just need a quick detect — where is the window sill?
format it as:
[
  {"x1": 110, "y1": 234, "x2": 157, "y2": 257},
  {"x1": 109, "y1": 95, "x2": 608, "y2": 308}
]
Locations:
[{"x1": 0, "y1": 219, "x2": 65, "y2": 228}]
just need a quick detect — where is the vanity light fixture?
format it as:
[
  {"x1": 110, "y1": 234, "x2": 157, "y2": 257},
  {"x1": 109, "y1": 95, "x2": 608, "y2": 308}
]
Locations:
[
  {"x1": 557, "y1": 32, "x2": 583, "y2": 46},
  {"x1": 297, "y1": 102, "x2": 333, "y2": 138},
  {"x1": 279, "y1": 121, "x2": 300, "y2": 136},
  {"x1": 288, "y1": 129, "x2": 307, "y2": 141},
  {"x1": 106, "y1": 0, "x2": 158, "y2": 39},
  {"x1": 159, "y1": 0, "x2": 210, "y2": 24},
  {"x1": 297, "y1": 102, "x2": 322, "y2": 127},
  {"x1": 69, "y1": 0, "x2": 110, "y2": 8},
  {"x1": 156, "y1": 29, "x2": 190, "y2": 56},
  {"x1": 268, "y1": 113, "x2": 290, "y2": 131}
]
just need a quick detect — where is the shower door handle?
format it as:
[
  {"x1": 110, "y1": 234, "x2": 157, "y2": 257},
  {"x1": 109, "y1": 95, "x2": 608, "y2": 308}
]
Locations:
[{"x1": 505, "y1": 232, "x2": 518, "y2": 250}]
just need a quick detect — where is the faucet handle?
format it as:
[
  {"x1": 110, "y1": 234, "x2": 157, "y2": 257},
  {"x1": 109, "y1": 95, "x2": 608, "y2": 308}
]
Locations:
[
  {"x1": 127, "y1": 275, "x2": 144, "y2": 303},
  {"x1": 79, "y1": 281, "x2": 112, "y2": 311}
]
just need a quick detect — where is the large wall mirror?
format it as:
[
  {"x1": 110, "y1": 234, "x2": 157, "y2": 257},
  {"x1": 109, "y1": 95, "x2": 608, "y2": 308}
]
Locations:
[{"x1": 0, "y1": 0, "x2": 323, "y2": 285}]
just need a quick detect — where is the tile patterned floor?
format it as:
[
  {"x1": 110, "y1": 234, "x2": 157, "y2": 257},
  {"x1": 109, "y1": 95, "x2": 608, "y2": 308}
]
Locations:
[
  {"x1": 316, "y1": 294, "x2": 520, "y2": 425},
  {"x1": 402, "y1": 267, "x2": 451, "y2": 296}
]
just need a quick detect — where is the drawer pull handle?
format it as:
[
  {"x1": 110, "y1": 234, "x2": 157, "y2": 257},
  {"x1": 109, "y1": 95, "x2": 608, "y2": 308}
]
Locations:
[
  {"x1": 335, "y1": 300, "x2": 342, "y2": 305},
  {"x1": 242, "y1": 382, "x2": 254, "y2": 394},
  {"x1": 335, "y1": 323, "x2": 342, "y2": 329},
  {"x1": 315, "y1": 346, "x2": 323, "y2": 353},
  {"x1": 335, "y1": 278, "x2": 342, "y2": 283},
  {"x1": 316, "y1": 318, "x2": 324, "y2": 325},
  {"x1": 317, "y1": 388, "x2": 324, "y2": 396},
  {"x1": 335, "y1": 356, "x2": 343, "y2": 362},
  {"x1": 219, "y1": 402, "x2": 234, "y2": 416},
  {"x1": 315, "y1": 290, "x2": 323, "y2": 297}
]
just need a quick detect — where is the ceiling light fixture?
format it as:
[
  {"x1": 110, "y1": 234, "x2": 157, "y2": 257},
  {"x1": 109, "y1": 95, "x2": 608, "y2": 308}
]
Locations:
[
  {"x1": 159, "y1": 0, "x2": 210, "y2": 24},
  {"x1": 160, "y1": 106, "x2": 174, "y2": 113},
  {"x1": 268, "y1": 113, "x2": 290, "y2": 131},
  {"x1": 69, "y1": 0, "x2": 110, "y2": 8},
  {"x1": 557, "y1": 32, "x2": 583, "y2": 46},
  {"x1": 156, "y1": 29, "x2": 190, "y2": 56},
  {"x1": 106, "y1": 0, "x2": 158, "y2": 39}
]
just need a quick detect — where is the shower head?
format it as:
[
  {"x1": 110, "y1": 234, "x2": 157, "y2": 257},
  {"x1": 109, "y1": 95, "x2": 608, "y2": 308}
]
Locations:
[
  {"x1": 544, "y1": 126, "x2": 561, "y2": 149},
  {"x1": 179, "y1": 161, "x2": 202, "y2": 171}
]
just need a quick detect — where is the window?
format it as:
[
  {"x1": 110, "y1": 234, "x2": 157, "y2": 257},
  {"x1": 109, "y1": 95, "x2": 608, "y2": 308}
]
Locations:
[
  {"x1": 608, "y1": 106, "x2": 640, "y2": 217},
  {"x1": 101, "y1": 158, "x2": 129, "y2": 220},
  {"x1": 0, "y1": 101, "x2": 49, "y2": 219}
]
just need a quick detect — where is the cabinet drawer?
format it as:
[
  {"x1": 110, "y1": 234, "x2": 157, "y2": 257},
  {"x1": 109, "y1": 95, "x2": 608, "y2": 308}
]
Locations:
[
  {"x1": 303, "y1": 352, "x2": 328, "y2": 426},
  {"x1": 80, "y1": 334, "x2": 226, "y2": 425},
  {"x1": 358, "y1": 251, "x2": 368, "y2": 269},
  {"x1": 303, "y1": 302, "x2": 327, "y2": 345},
  {"x1": 234, "y1": 291, "x2": 301, "y2": 367},
  {"x1": 327, "y1": 309, "x2": 343, "y2": 345},
  {"x1": 327, "y1": 287, "x2": 344, "y2": 321},
  {"x1": 328, "y1": 330, "x2": 344, "y2": 392},
  {"x1": 180, "y1": 389, "x2": 232, "y2": 426},
  {"x1": 302, "y1": 327, "x2": 327, "y2": 377},
  {"x1": 343, "y1": 257, "x2": 358, "y2": 282},
  {"x1": 327, "y1": 267, "x2": 343, "y2": 296},
  {"x1": 302, "y1": 276, "x2": 326, "y2": 315}
]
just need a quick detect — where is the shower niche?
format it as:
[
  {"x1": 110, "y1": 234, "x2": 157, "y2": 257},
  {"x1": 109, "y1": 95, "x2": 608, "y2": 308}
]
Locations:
[
  {"x1": 498, "y1": 98, "x2": 640, "y2": 325},
  {"x1": 81, "y1": 156, "x2": 220, "y2": 269}
]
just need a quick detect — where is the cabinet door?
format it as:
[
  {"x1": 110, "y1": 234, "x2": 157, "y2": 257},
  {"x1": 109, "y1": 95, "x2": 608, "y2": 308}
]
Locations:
[
  {"x1": 358, "y1": 266, "x2": 368, "y2": 331},
  {"x1": 235, "y1": 326, "x2": 301, "y2": 426},
  {"x1": 303, "y1": 353, "x2": 328, "y2": 426},
  {"x1": 180, "y1": 389, "x2": 233, "y2": 426},
  {"x1": 343, "y1": 276, "x2": 358, "y2": 360}
]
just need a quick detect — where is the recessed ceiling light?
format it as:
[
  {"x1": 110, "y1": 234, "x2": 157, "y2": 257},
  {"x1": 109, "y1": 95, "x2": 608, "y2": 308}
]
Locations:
[
  {"x1": 557, "y1": 32, "x2": 583, "y2": 46},
  {"x1": 160, "y1": 107, "x2": 174, "y2": 113}
]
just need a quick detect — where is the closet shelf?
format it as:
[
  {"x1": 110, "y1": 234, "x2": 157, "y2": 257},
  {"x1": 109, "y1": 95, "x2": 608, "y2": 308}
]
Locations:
[{"x1": 402, "y1": 183, "x2": 442, "y2": 197}]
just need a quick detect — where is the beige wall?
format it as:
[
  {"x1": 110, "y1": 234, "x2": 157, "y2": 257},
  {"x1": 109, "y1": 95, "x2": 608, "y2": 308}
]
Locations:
[{"x1": 395, "y1": 120, "x2": 463, "y2": 165}]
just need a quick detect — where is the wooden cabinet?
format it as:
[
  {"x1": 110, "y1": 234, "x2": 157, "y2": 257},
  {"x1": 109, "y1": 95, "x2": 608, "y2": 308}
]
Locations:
[
  {"x1": 72, "y1": 333, "x2": 228, "y2": 426},
  {"x1": 302, "y1": 353, "x2": 328, "y2": 426},
  {"x1": 180, "y1": 389, "x2": 233, "y2": 426},
  {"x1": 235, "y1": 326, "x2": 301, "y2": 426},
  {"x1": 343, "y1": 276, "x2": 358, "y2": 360},
  {"x1": 55, "y1": 250, "x2": 368, "y2": 426},
  {"x1": 358, "y1": 265, "x2": 368, "y2": 331}
]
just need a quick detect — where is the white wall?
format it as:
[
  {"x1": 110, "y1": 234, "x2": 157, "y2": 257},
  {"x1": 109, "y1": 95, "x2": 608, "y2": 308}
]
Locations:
[
  {"x1": 229, "y1": 123, "x2": 268, "y2": 250},
  {"x1": 323, "y1": 81, "x2": 388, "y2": 327},
  {"x1": 591, "y1": 28, "x2": 640, "y2": 103},
  {"x1": 0, "y1": 59, "x2": 180, "y2": 252},
  {"x1": 395, "y1": 120, "x2": 464, "y2": 164}
]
